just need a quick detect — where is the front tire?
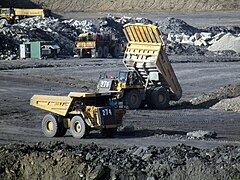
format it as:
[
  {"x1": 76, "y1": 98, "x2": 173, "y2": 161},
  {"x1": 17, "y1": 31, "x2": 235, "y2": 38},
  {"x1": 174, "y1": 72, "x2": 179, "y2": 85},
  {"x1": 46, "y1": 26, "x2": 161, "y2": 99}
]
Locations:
[
  {"x1": 96, "y1": 47, "x2": 103, "y2": 58},
  {"x1": 70, "y1": 116, "x2": 88, "y2": 138},
  {"x1": 124, "y1": 89, "x2": 142, "y2": 109}
]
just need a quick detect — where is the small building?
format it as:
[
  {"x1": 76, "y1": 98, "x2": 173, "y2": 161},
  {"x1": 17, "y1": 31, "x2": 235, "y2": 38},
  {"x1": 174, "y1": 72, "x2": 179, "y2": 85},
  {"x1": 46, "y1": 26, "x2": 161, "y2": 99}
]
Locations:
[{"x1": 19, "y1": 41, "x2": 60, "y2": 59}]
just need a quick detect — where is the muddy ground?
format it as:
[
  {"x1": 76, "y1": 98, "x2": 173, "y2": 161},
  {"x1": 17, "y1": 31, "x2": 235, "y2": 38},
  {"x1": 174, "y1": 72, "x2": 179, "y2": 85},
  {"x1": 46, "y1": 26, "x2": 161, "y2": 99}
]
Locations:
[
  {"x1": 0, "y1": 55, "x2": 240, "y2": 146},
  {"x1": 0, "y1": 55, "x2": 240, "y2": 179}
]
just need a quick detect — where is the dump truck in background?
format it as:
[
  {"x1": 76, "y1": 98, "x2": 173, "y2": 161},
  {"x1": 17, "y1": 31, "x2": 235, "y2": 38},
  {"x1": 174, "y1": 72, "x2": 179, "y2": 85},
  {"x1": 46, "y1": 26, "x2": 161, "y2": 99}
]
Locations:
[
  {"x1": 75, "y1": 32, "x2": 122, "y2": 58},
  {"x1": 97, "y1": 23, "x2": 182, "y2": 109},
  {"x1": 30, "y1": 92, "x2": 125, "y2": 138},
  {"x1": 0, "y1": 8, "x2": 48, "y2": 25}
]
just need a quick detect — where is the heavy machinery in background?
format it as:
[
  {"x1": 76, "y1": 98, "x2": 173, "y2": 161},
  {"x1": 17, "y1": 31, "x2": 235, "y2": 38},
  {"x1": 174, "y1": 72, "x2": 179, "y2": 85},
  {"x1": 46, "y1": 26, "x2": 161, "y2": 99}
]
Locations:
[
  {"x1": 97, "y1": 24, "x2": 182, "y2": 109},
  {"x1": 30, "y1": 92, "x2": 125, "y2": 138},
  {"x1": 0, "y1": 8, "x2": 48, "y2": 25},
  {"x1": 75, "y1": 32, "x2": 122, "y2": 58}
]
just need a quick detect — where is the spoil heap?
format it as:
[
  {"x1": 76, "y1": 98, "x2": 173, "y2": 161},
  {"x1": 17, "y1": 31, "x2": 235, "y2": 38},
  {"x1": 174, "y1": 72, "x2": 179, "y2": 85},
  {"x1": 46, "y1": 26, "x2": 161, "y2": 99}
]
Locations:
[
  {"x1": 0, "y1": 142, "x2": 240, "y2": 179},
  {"x1": 0, "y1": 16, "x2": 240, "y2": 60}
]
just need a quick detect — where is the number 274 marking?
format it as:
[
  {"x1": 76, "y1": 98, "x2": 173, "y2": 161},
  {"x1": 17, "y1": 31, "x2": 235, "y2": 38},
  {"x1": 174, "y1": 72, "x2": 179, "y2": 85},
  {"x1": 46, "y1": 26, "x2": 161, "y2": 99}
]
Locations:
[{"x1": 102, "y1": 109, "x2": 112, "y2": 116}]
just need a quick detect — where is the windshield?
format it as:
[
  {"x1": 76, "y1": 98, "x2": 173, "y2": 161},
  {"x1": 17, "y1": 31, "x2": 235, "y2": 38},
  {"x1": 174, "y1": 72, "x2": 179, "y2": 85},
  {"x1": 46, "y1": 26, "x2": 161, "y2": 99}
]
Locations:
[
  {"x1": 118, "y1": 71, "x2": 128, "y2": 83},
  {"x1": 0, "y1": 10, "x2": 10, "y2": 14}
]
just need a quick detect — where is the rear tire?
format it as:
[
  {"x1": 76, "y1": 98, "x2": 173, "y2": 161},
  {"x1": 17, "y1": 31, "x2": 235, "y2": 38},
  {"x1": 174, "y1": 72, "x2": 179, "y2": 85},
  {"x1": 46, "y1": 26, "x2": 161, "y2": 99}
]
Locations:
[
  {"x1": 111, "y1": 45, "x2": 121, "y2": 58},
  {"x1": 103, "y1": 46, "x2": 109, "y2": 58},
  {"x1": 42, "y1": 114, "x2": 61, "y2": 137},
  {"x1": 151, "y1": 87, "x2": 170, "y2": 109},
  {"x1": 70, "y1": 116, "x2": 88, "y2": 138},
  {"x1": 124, "y1": 89, "x2": 142, "y2": 109}
]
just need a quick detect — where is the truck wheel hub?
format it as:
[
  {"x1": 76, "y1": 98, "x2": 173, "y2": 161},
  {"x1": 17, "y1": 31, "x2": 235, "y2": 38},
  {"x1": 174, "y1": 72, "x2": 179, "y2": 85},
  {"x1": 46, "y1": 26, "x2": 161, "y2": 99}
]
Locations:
[
  {"x1": 158, "y1": 94, "x2": 164, "y2": 103},
  {"x1": 131, "y1": 95, "x2": 137, "y2": 104},
  {"x1": 47, "y1": 121, "x2": 54, "y2": 131},
  {"x1": 75, "y1": 122, "x2": 82, "y2": 133}
]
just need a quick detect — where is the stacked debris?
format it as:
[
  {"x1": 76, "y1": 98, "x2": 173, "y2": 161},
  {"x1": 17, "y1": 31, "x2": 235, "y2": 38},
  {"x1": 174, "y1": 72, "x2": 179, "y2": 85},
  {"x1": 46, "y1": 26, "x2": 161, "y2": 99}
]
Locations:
[
  {"x1": 0, "y1": 16, "x2": 240, "y2": 60},
  {"x1": 158, "y1": 17, "x2": 240, "y2": 56},
  {"x1": 190, "y1": 83, "x2": 240, "y2": 108},
  {"x1": 211, "y1": 96, "x2": 240, "y2": 112},
  {"x1": 0, "y1": 142, "x2": 240, "y2": 179}
]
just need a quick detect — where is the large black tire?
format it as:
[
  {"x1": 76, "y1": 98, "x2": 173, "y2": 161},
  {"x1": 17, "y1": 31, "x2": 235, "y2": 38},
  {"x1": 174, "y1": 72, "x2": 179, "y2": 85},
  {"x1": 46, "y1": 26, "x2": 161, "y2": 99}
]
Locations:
[
  {"x1": 101, "y1": 128, "x2": 117, "y2": 138},
  {"x1": 70, "y1": 116, "x2": 88, "y2": 138},
  {"x1": 96, "y1": 47, "x2": 103, "y2": 58},
  {"x1": 42, "y1": 114, "x2": 62, "y2": 138},
  {"x1": 124, "y1": 89, "x2": 142, "y2": 109},
  {"x1": 151, "y1": 87, "x2": 170, "y2": 109},
  {"x1": 103, "y1": 46, "x2": 109, "y2": 58},
  {"x1": 111, "y1": 45, "x2": 121, "y2": 58}
]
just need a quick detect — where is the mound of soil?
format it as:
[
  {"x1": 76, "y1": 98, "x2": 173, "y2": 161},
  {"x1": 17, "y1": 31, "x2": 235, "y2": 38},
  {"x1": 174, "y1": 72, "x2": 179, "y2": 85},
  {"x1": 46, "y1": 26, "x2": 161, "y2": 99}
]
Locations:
[
  {"x1": 190, "y1": 83, "x2": 240, "y2": 108},
  {"x1": 2, "y1": 0, "x2": 240, "y2": 13},
  {"x1": 1, "y1": 142, "x2": 240, "y2": 179},
  {"x1": 211, "y1": 96, "x2": 240, "y2": 112}
]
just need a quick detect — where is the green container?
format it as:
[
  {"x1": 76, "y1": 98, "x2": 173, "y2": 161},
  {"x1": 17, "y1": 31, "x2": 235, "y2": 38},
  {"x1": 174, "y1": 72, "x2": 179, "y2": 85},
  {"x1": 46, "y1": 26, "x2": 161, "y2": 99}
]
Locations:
[{"x1": 30, "y1": 42, "x2": 41, "y2": 59}]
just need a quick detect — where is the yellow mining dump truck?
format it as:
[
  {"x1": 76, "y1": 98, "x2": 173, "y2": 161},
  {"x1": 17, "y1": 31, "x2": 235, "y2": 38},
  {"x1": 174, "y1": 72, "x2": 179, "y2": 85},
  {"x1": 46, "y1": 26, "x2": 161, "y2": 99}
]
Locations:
[
  {"x1": 75, "y1": 32, "x2": 122, "y2": 58},
  {"x1": 0, "y1": 8, "x2": 47, "y2": 25},
  {"x1": 97, "y1": 24, "x2": 182, "y2": 109},
  {"x1": 30, "y1": 92, "x2": 125, "y2": 138}
]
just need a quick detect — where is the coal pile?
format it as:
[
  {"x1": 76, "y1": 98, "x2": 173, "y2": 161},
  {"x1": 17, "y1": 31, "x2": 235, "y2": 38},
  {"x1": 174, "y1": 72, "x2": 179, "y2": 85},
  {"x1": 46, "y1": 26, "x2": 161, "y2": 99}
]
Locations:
[
  {"x1": 0, "y1": 142, "x2": 239, "y2": 179},
  {"x1": 0, "y1": 16, "x2": 240, "y2": 60}
]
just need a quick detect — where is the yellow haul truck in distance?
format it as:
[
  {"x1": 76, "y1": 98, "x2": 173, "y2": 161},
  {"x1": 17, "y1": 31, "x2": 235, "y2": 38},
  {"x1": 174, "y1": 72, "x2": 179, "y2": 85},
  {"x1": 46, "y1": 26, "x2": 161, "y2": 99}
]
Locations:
[
  {"x1": 30, "y1": 92, "x2": 125, "y2": 138},
  {"x1": 97, "y1": 24, "x2": 182, "y2": 109},
  {"x1": 75, "y1": 32, "x2": 122, "y2": 58},
  {"x1": 0, "y1": 8, "x2": 47, "y2": 25}
]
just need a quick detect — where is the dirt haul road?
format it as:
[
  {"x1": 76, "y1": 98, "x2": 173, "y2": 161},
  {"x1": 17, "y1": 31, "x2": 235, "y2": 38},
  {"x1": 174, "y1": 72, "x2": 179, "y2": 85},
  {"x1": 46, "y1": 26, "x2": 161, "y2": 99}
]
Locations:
[{"x1": 0, "y1": 56, "x2": 240, "y2": 149}]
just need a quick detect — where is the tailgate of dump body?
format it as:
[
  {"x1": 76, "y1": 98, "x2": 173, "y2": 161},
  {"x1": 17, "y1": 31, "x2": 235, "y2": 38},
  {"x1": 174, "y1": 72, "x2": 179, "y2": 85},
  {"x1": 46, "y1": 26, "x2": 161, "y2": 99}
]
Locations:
[
  {"x1": 30, "y1": 95, "x2": 72, "y2": 116},
  {"x1": 123, "y1": 24, "x2": 182, "y2": 100}
]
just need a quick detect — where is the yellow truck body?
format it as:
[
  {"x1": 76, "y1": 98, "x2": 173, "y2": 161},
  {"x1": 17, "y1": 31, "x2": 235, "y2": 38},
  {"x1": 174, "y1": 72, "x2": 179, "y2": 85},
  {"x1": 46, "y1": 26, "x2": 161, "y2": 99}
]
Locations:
[
  {"x1": 30, "y1": 91, "x2": 125, "y2": 138},
  {"x1": 0, "y1": 8, "x2": 45, "y2": 24},
  {"x1": 75, "y1": 41, "x2": 96, "y2": 49},
  {"x1": 14, "y1": 8, "x2": 45, "y2": 17},
  {"x1": 75, "y1": 32, "x2": 122, "y2": 58}
]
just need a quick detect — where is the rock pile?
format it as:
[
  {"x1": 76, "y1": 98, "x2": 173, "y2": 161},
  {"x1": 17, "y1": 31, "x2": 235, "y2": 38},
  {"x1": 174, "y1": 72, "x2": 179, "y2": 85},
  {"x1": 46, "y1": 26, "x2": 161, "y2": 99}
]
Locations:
[
  {"x1": 211, "y1": 96, "x2": 240, "y2": 112},
  {"x1": 0, "y1": 16, "x2": 240, "y2": 60},
  {"x1": 0, "y1": 142, "x2": 240, "y2": 179},
  {"x1": 190, "y1": 83, "x2": 240, "y2": 108}
]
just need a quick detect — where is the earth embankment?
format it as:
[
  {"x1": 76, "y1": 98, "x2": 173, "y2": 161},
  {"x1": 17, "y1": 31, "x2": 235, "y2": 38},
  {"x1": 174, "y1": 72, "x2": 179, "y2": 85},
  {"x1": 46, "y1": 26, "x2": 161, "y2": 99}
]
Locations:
[{"x1": 1, "y1": 0, "x2": 240, "y2": 13}]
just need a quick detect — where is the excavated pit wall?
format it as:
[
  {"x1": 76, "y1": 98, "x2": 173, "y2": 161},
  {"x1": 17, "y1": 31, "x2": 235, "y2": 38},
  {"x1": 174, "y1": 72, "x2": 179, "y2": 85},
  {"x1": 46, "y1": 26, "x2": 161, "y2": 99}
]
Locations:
[{"x1": 1, "y1": 142, "x2": 240, "y2": 180}]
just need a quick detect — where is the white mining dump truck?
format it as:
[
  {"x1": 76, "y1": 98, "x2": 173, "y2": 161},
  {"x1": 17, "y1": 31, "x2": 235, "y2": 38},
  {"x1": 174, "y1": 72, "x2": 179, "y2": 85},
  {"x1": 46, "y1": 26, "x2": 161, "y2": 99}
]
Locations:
[{"x1": 97, "y1": 23, "x2": 182, "y2": 109}]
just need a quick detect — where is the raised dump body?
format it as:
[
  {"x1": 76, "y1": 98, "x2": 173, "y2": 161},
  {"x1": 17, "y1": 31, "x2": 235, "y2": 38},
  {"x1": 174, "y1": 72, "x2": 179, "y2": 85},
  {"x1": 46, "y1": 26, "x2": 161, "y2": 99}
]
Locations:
[
  {"x1": 30, "y1": 92, "x2": 125, "y2": 138},
  {"x1": 123, "y1": 24, "x2": 182, "y2": 100}
]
